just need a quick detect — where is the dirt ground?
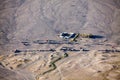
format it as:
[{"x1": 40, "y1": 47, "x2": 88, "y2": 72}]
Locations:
[{"x1": 0, "y1": 0, "x2": 120, "y2": 80}]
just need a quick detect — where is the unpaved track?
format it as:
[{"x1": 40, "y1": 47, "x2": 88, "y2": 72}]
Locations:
[{"x1": 0, "y1": 0, "x2": 120, "y2": 80}]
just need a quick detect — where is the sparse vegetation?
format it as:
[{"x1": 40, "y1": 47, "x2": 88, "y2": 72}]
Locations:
[
  {"x1": 36, "y1": 52, "x2": 69, "y2": 80},
  {"x1": 0, "y1": 0, "x2": 120, "y2": 80}
]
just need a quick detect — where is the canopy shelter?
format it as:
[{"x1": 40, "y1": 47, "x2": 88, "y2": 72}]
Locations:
[{"x1": 59, "y1": 32, "x2": 79, "y2": 42}]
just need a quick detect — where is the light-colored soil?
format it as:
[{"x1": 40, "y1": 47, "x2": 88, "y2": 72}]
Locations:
[
  {"x1": 0, "y1": 0, "x2": 120, "y2": 80},
  {"x1": 0, "y1": 39, "x2": 120, "y2": 80}
]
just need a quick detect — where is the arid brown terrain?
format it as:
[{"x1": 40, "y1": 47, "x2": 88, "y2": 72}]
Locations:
[{"x1": 0, "y1": 0, "x2": 120, "y2": 80}]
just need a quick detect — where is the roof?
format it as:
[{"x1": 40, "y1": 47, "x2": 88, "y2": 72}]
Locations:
[{"x1": 59, "y1": 32, "x2": 77, "y2": 39}]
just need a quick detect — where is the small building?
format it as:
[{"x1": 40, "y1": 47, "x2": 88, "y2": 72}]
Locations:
[{"x1": 59, "y1": 32, "x2": 79, "y2": 41}]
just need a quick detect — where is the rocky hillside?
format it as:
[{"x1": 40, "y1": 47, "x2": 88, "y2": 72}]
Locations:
[
  {"x1": 0, "y1": 0, "x2": 120, "y2": 51},
  {"x1": 0, "y1": 0, "x2": 120, "y2": 80}
]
